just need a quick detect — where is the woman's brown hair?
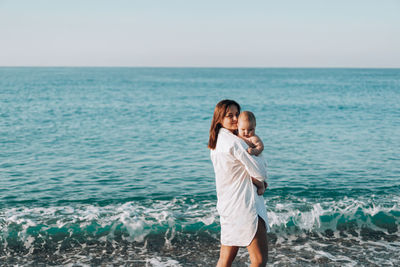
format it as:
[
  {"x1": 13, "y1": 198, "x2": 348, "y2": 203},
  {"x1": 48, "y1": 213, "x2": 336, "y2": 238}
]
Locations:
[{"x1": 208, "y1": 99, "x2": 241, "y2": 150}]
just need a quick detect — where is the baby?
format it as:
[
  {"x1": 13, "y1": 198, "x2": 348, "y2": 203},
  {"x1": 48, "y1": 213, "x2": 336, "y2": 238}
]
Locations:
[{"x1": 237, "y1": 111, "x2": 267, "y2": 195}]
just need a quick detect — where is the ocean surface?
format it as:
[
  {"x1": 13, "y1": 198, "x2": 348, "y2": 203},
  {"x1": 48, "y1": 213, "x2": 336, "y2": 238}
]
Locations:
[{"x1": 0, "y1": 67, "x2": 399, "y2": 266}]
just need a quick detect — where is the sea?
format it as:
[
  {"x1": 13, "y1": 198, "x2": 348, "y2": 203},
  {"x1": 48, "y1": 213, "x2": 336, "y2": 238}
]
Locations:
[{"x1": 0, "y1": 67, "x2": 399, "y2": 266}]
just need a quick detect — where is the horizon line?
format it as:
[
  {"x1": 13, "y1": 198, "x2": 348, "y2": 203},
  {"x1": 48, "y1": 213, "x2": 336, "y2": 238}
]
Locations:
[{"x1": 1, "y1": 66, "x2": 400, "y2": 69}]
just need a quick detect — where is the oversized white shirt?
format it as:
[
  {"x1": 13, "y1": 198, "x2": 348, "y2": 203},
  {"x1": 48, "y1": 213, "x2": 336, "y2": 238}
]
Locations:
[{"x1": 210, "y1": 127, "x2": 270, "y2": 246}]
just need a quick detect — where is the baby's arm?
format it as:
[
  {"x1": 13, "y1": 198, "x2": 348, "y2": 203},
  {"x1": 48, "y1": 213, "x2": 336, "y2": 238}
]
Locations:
[
  {"x1": 247, "y1": 135, "x2": 264, "y2": 156},
  {"x1": 240, "y1": 137, "x2": 254, "y2": 148}
]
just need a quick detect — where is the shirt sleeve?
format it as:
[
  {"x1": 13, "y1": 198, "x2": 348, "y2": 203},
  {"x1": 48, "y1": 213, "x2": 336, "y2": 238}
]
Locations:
[{"x1": 232, "y1": 139, "x2": 267, "y2": 182}]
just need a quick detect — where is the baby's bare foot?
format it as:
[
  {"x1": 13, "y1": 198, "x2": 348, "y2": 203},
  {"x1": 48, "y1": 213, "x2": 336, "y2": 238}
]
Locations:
[{"x1": 257, "y1": 186, "x2": 265, "y2": 195}]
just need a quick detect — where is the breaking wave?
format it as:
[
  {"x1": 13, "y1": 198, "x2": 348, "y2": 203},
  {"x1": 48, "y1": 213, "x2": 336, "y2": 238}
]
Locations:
[{"x1": 1, "y1": 195, "x2": 399, "y2": 265}]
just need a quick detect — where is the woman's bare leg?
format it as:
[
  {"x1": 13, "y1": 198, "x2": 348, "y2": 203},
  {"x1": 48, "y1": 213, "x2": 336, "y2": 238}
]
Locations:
[
  {"x1": 247, "y1": 217, "x2": 268, "y2": 267},
  {"x1": 216, "y1": 245, "x2": 239, "y2": 267}
]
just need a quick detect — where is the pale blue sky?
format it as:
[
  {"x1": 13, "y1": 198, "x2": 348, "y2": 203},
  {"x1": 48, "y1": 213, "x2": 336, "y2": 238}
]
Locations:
[{"x1": 1, "y1": 0, "x2": 399, "y2": 67}]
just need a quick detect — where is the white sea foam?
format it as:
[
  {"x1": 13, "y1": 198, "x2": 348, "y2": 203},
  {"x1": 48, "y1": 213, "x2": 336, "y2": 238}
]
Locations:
[
  {"x1": 65, "y1": 262, "x2": 91, "y2": 267},
  {"x1": 146, "y1": 257, "x2": 182, "y2": 267}
]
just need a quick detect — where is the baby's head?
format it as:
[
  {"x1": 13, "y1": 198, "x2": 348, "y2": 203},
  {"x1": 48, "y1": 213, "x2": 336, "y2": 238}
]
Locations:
[{"x1": 238, "y1": 111, "x2": 256, "y2": 138}]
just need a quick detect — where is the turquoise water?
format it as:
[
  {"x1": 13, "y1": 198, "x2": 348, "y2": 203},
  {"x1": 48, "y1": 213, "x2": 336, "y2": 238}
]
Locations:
[{"x1": 1, "y1": 67, "x2": 399, "y2": 266}]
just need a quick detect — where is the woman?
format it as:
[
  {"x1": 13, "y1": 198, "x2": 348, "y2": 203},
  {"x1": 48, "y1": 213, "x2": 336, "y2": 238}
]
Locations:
[{"x1": 208, "y1": 99, "x2": 269, "y2": 267}]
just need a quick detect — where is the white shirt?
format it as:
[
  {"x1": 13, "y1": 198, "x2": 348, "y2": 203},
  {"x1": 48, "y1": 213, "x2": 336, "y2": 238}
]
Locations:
[{"x1": 210, "y1": 128, "x2": 270, "y2": 246}]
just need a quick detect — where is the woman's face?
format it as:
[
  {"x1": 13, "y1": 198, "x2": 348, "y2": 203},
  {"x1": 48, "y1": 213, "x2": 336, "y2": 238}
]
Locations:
[{"x1": 221, "y1": 105, "x2": 239, "y2": 132}]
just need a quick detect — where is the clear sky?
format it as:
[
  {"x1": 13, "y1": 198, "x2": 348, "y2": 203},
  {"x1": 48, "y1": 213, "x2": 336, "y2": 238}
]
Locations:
[{"x1": 1, "y1": 0, "x2": 399, "y2": 67}]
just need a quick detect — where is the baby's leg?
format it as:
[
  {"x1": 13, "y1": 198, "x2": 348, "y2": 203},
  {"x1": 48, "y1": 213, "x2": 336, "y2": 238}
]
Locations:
[{"x1": 251, "y1": 177, "x2": 265, "y2": 195}]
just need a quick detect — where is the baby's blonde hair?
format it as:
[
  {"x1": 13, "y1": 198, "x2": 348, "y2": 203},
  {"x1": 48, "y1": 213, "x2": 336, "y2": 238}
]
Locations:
[{"x1": 239, "y1": 111, "x2": 256, "y2": 126}]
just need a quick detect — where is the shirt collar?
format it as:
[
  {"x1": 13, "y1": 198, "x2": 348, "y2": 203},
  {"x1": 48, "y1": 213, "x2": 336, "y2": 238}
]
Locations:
[{"x1": 220, "y1": 127, "x2": 236, "y2": 135}]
